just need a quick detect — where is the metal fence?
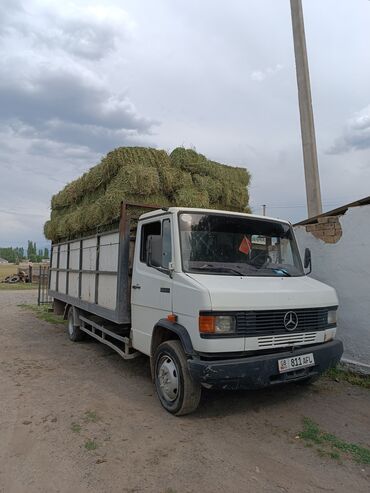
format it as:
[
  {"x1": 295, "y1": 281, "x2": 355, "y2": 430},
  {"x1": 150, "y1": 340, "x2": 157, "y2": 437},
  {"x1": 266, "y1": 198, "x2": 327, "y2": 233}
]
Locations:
[{"x1": 38, "y1": 265, "x2": 53, "y2": 305}]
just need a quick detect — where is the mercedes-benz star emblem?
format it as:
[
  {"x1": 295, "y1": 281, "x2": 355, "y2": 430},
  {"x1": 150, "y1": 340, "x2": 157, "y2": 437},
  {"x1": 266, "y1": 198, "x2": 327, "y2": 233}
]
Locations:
[{"x1": 284, "y1": 311, "x2": 298, "y2": 331}]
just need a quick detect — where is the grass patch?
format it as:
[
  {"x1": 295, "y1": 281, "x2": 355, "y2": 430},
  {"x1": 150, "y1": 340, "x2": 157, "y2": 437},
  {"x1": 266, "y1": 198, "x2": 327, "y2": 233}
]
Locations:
[
  {"x1": 71, "y1": 422, "x2": 81, "y2": 434},
  {"x1": 0, "y1": 263, "x2": 18, "y2": 280},
  {"x1": 0, "y1": 282, "x2": 38, "y2": 290},
  {"x1": 330, "y1": 451, "x2": 341, "y2": 460},
  {"x1": 83, "y1": 410, "x2": 100, "y2": 423},
  {"x1": 18, "y1": 303, "x2": 66, "y2": 325},
  {"x1": 299, "y1": 417, "x2": 370, "y2": 464},
  {"x1": 326, "y1": 365, "x2": 370, "y2": 390},
  {"x1": 84, "y1": 439, "x2": 98, "y2": 451}
]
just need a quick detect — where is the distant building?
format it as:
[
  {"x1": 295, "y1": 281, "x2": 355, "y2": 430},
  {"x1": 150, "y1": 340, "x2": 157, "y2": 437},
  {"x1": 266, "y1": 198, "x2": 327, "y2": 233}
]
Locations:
[
  {"x1": 0, "y1": 258, "x2": 9, "y2": 264},
  {"x1": 294, "y1": 196, "x2": 370, "y2": 373}
]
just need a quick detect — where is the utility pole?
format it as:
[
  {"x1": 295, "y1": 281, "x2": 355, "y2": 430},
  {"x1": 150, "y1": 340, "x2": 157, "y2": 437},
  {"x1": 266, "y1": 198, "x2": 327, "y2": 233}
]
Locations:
[
  {"x1": 262, "y1": 204, "x2": 266, "y2": 216},
  {"x1": 290, "y1": 0, "x2": 322, "y2": 217}
]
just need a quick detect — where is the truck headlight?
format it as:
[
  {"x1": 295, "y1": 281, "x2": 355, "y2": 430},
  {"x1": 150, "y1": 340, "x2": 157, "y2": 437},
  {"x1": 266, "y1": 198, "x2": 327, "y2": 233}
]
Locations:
[
  {"x1": 215, "y1": 315, "x2": 236, "y2": 333},
  {"x1": 199, "y1": 315, "x2": 236, "y2": 334},
  {"x1": 327, "y1": 309, "x2": 337, "y2": 325}
]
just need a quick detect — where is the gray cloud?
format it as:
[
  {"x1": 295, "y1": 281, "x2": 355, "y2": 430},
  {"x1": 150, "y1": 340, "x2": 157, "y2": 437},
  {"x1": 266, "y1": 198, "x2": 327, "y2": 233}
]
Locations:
[
  {"x1": 0, "y1": 69, "x2": 153, "y2": 130},
  {"x1": 0, "y1": 0, "x2": 24, "y2": 32},
  {"x1": 0, "y1": 124, "x2": 99, "y2": 248},
  {"x1": 328, "y1": 105, "x2": 370, "y2": 154},
  {"x1": 0, "y1": 1, "x2": 158, "y2": 155},
  {"x1": 0, "y1": 67, "x2": 157, "y2": 151},
  {"x1": 1, "y1": 2, "x2": 135, "y2": 60},
  {"x1": 0, "y1": 0, "x2": 159, "y2": 247}
]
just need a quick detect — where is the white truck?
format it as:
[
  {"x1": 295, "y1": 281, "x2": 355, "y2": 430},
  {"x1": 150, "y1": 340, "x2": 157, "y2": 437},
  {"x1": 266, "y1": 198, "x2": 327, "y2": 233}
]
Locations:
[{"x1": 49, "y1": 203, "x2": 343, "y2": 415}]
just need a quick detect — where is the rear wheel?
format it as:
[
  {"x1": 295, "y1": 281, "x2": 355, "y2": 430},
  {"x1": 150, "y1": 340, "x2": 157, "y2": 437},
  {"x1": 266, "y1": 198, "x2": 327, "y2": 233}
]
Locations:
[
  {"x1": 67, "y1": 307, "x2": 85, "y2": 342},
  {"x1": 154, "y1": 340, "x2": 201, "y2": 416}
]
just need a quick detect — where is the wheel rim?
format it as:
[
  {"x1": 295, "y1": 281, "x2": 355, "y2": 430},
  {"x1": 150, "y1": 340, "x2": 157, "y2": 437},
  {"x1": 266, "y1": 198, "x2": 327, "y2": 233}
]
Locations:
[
  {"x1": 157, "y1": 355, "x2": 179, "y2": 402},
  {"x1": 68, "y1": 314, "x2": 74, "y2": 336}
]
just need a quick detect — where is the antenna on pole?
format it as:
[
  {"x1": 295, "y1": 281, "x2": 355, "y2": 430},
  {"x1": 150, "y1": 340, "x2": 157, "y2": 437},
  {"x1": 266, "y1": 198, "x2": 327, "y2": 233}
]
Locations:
[{"x1": 290, "y1": 0, "x2": 322, "y2": 218}]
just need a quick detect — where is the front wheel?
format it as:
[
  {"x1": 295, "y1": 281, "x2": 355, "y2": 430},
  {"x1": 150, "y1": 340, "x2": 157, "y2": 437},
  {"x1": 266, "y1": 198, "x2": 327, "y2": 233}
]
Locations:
[{"x1": 154, "y1": 340, "x2": 201, "y2": 416}]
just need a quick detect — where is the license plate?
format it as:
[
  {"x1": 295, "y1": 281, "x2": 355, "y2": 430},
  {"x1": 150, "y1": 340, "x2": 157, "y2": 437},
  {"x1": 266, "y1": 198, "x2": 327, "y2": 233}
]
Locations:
[{"x1": 278, "y1": 353, "x2": 315, "y2": 373}]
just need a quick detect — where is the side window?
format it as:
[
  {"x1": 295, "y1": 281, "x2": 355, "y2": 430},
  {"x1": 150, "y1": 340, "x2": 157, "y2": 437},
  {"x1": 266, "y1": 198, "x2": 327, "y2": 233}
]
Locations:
[
  {"x1": 140, "y1": 221, "x2": 161, "y2": 262},
  {"x1": 162, "y1": 219, "x2": 172, "y2": 269}
]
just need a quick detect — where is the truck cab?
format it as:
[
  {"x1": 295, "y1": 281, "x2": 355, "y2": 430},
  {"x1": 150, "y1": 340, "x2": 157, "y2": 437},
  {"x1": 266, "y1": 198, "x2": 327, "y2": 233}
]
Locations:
[{"x1": 130, "y1": 207, "x2": 342, "y2": 414}]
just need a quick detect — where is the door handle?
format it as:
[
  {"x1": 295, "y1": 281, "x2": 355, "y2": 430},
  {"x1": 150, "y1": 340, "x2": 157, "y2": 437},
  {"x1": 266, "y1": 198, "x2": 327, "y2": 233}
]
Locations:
[{"x1": 132, "y1": 284, "x2": 141, "y2": 290}]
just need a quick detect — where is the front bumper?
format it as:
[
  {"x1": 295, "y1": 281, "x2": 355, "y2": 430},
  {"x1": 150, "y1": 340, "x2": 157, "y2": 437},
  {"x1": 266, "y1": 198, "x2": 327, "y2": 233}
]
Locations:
[{"x1": 188, "y1": 340, "x2": 343, "y2": 390}]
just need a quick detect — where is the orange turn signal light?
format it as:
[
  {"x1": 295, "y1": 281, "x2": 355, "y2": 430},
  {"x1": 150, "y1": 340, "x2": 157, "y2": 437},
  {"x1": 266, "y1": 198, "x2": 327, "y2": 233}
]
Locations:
[
  {"x1": 199, "y1": 315, "x2": 215, "y2": 334},
  {"x1": 167, "y1": 313, "x2": 177, "y2": 323}
]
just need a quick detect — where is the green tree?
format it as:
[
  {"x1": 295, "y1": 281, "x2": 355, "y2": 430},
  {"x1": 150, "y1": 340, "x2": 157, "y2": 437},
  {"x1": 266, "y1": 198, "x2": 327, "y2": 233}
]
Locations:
[
  {"x1": 27, "y1": 240, "x2": 33, "y2": 259},
  {"x1": 28, "y1": 241, "x2": 37, "y2": 262},
  {"x1": 0, "y1": 248, "x2": 15, "y2": 262},
  {"x1": 0, "y1": 246, "x2": 26, "y2": 263}
]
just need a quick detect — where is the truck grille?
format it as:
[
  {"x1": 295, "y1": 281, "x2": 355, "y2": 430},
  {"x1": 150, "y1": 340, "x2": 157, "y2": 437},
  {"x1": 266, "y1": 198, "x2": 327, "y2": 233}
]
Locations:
[
  {"x1": 235, "y1": 307, "x2": 330, "y2": 337},
  {"x1": 257, "y1": 332, "x2": 318, "y2": 348}
]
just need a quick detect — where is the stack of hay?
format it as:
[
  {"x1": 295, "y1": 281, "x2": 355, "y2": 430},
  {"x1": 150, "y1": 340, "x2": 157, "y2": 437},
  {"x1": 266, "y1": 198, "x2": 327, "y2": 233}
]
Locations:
[{"x1": 44, "y1": 147, "x2": 251, "y2": 241}]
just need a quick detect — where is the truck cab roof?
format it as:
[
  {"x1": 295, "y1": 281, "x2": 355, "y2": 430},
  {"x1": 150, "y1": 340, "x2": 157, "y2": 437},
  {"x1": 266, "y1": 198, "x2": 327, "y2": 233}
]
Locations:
[{"x1": 138, "y1": 207, "x2": 291, "y2": 225}]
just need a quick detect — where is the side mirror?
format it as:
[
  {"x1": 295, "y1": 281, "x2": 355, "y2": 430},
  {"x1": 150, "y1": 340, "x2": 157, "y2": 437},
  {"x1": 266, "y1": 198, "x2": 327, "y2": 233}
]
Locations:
[
  {"x1": 304, "y1": 247, "x2": 312, "y2": 274},
  {"x1": 147, "y1": 235, "x2": 163, "y2": 267}
]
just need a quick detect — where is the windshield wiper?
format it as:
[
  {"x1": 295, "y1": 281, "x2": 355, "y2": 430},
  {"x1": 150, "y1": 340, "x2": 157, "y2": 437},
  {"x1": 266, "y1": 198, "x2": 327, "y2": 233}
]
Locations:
[
  {"x1": 194, "y1": 265, "x2": 247, "y2": 276},
  {"x1": 271, "y1": 268, "x2": 292, "y2": 277}
]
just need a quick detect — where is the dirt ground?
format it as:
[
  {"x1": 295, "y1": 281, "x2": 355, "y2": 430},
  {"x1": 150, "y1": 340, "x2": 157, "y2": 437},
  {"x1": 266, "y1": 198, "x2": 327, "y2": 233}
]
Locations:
[{"x1": 0, "y1": 290, "x2": 369, "y2": 493}]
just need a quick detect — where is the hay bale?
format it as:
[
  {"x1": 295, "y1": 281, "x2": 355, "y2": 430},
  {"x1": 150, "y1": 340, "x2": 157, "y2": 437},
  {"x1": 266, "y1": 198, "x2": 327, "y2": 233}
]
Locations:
[
  {"x1": 108, "y1": 164, "x2": 161, "y2": 197},
  {"x1": 51, "y1": 147, "x2": 170, "y2": 210},
  {"x1": 175, "y1": 187, "x2": 210, "y2": 209},
  {"x1": 45, "y1": 146, "x2": 251, "y2": 241},
  {"x1": 229, "y1": 183, "x2": 249, "y2": 211},
  {"x1": 44, "y1": 220, "x2": 57, "y2": 240},
  {"x1": 170, "y1": 147, "x2": 210, "y2": 175},
  {"x1": 192, "y1": 174, "x2": 223, "y2": 203},
  {"x1": 206, "y1": 160, "x2": 249, "y2": 186}
]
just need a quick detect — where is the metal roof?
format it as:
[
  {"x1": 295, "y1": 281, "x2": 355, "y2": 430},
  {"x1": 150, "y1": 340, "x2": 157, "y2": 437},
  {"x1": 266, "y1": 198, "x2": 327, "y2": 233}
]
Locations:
[{"x1": 295, "y1": 195, "x2": 370, "y2": 226}]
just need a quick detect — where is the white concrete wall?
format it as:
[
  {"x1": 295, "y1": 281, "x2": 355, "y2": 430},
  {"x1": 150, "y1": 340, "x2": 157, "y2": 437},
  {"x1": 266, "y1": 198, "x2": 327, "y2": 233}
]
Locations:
[{"x1": 295, "y1": 205, "x2": 370, "y2": 372}]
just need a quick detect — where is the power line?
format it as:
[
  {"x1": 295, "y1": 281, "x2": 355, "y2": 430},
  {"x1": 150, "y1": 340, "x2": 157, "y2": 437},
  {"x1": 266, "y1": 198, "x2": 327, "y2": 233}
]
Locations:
[{"x1": 253, "y1": 202, "x2": 346, "y2": 210}]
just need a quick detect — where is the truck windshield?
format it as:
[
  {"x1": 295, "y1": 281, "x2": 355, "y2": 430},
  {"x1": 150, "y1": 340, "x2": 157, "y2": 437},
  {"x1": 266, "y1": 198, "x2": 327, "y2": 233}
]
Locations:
[{"x1": 179, "y1": 212, "x2": 304, "y2": 277}]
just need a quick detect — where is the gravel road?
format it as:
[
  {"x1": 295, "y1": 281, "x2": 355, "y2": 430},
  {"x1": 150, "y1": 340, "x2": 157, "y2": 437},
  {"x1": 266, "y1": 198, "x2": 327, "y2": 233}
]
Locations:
[{"x1": 0, "y1": 290, "x2": 369, "y2": 493}]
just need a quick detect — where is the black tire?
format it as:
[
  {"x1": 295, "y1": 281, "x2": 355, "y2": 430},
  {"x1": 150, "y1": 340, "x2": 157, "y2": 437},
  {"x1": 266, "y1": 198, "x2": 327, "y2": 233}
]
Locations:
[
  {"x1": 9, "y1": 275, "x2": 20, "y2": 283},
  {"x1": 154, "y1": 340, "x2": 201, "y2": 416},
  {"x1": 67, "y1": 307, "x2": 85, "y2": 342}
]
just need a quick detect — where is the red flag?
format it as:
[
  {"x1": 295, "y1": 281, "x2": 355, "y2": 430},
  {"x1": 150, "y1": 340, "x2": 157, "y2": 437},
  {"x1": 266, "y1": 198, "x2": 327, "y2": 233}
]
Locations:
[{"x1": 239, "y1": 236, "x2": 251, "y2": 255}]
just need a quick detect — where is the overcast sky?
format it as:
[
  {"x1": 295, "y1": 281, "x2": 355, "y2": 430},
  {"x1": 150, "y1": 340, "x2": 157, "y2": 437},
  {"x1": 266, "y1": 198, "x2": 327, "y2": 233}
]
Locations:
[{"x1": 1, "y1": 0, "x2": 370, "y2": 249}]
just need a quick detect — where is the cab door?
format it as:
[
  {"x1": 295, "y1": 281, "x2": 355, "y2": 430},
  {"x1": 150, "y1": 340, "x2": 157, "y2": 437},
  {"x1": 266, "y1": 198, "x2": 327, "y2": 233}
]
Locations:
[{"x1": 131, "y1": 216, "x2": 173, "y2": 355}]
